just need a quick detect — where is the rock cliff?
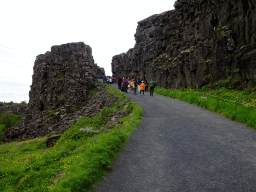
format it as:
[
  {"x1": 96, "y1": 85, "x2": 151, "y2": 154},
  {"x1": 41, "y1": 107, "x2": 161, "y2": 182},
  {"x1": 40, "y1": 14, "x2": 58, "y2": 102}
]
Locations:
[
  {"x1": 112, "y1": 0, "x2": 256, "y2": 90},
  {"x1": 3, "y1": 42, "x2": 111, "y2": 142}
]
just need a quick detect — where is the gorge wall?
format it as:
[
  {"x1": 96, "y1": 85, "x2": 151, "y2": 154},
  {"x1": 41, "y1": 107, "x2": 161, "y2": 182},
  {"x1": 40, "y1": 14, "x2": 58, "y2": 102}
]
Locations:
[
  {"x1": 112, "y1": 0, "x2": 256, "y2": 90},
  {"x1": 4, "y1": 42, "x2": 109, "y2": 142}
]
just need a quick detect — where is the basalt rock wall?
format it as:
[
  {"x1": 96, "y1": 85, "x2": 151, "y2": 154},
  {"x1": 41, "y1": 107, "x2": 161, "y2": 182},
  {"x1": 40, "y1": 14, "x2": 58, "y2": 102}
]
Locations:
[
  {"x1": 112, "y1": 0, "x2": 256, "y2": 90},
  {"x1": 4, "y1": 42, "x2": 109, "y2": 142},
  {"x1": 28, "y1": 42, "x2": 103, "y2": 121}
]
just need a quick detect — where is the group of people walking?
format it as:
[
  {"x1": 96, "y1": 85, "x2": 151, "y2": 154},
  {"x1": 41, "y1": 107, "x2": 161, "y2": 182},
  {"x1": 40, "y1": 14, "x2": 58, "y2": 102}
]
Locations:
[
  {"x1": 116, "y1": 77, "x2": 156, "y2": 96},
  {"x1": 102, "y1": 76, "x2": 116, "y2": 85},
  {"x1": 102, "y1": 76, "x2": 156, "y2": 96}
]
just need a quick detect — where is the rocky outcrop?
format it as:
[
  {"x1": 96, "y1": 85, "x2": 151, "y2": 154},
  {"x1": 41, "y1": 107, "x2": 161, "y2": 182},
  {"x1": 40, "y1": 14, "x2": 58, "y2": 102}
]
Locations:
[
  {"x1": 27, "y1": 42, "x2": 103, "y2": 121},
  {"x1": 112, "y1": 0, "x2": 256, "y2": 91},
  {"x1": 0, "y1": 103, "x2": 27, "y2": 116},
  {"x1": 3, "y1": 42, "x2": 111, "y2": 142},
  {"x1": 46, "y1": 135, "x2": 61, "y2": 148},
  {"x1": 95, "y1": 65, "x2": 105, "y2": 78}
]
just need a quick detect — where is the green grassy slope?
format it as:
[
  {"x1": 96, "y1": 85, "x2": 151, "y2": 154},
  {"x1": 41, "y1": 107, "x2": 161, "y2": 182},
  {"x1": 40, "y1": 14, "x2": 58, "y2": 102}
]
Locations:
[{"x1": 0, "y1": 82, "x2": 143, "y2": 192}]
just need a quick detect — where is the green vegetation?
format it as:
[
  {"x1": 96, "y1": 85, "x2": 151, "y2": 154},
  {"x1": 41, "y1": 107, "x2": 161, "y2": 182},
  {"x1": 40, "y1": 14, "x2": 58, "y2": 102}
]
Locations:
[
  {"x1": 216, "y1": 25, "x2": 232, "y2": 37},
  {"x1": 158, "y1": 64, "x2": 166, "y2": 69},
  {"x1": 87, "y1": 88, "x2": 96, "y2": 100},
  {"x1": 0, "y1": 82, "x2": 143, "y2": 192},
  {"x1": 225, "y1": 76, "x2": 232, "y2": 84},
  {"x1": 152, "y1": 86, "x2": 256, "y2": 131},
  {"x1": 1, "y1": 101, "x2": 27, "y2": 106},
  {"x1": 235, "y1": 53, "x2": 242, "y2": 59},
  {"x1": 217, "y1": 24, "x2": 231, "y2": 31},
  {"x1": 225, "y1": 69, "x2": 231, "y2": 76},
  {"x1": 181, "y1": 47, "x2": 194, "y2": 54},
  {"x1": 240, "y1": 45, "x2": 247, "y2": 50},
  {"x1": 252, "y1": 79, "x2": 256, "y2": 86},
  {"x1": 0, "y1": 113, "x2": 26, "y2": 144},
  {"x1": 234, "y1": 68, "x2": 240, "y2": 73},
  {"x1": 199, "y1": 58, "x2": 211, "y2": 64},
  {"x1": 57, "y1": 76, "x2": 65, "y2": 81},
  {"x1": 46, "y1": 110, "x2": 56, "y2": 119},
  {"x1": 205, "y1": 74, "x2": 211, "y2": 79},
  {"x1": 220, "y1": 30, "x2": 226, "y2": 37},
  {"x1": 158, "y1": 53, "x2": 167, "y2": 58}
]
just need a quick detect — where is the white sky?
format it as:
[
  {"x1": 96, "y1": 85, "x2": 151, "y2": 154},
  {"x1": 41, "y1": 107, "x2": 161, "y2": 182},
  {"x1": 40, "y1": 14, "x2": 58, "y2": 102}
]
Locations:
[{"x1": 0, "y1": 0, "x2": 175, "y2": 104}]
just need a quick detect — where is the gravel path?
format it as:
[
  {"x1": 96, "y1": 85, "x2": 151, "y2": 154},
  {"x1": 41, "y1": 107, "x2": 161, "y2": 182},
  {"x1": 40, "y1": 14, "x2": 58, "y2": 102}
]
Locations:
[{"x1": 95, "y1": 83, "x2": 256, "y2": 191}]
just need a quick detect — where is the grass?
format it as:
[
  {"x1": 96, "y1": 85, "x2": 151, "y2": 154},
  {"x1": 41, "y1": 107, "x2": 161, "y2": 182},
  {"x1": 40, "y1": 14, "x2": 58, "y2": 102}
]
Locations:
[
  {"x1": 0, "y1": 82, "x2": 143, "y2": 192},
  {"x1": 150, "y1": 86, "x2": 256, "y2": 131},
  {"x1": 0, "y1": 113, "x2": 26, "y2": 144},
  {"x1": 87, "y1": 88, "x2": 96, "y2": 100}
]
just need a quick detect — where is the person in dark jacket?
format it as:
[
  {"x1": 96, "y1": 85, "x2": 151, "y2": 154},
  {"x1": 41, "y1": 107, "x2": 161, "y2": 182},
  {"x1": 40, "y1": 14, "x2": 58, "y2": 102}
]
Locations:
[
  {"x1": 136, "y1": 78, "x2": 141, "y2": 94},
  {"x1": 123, "y1": 80, "x2": 128, "y2": 93},
  {"x1": 134, "y1": 80, "x2": 137, "y2": 95},
  {"x1": 145, "y1": 80, "x2": 148, "y2": 92},
  {"x1": 149, "y1": 79, "x2": 156, "y2": 96},
  {"x1": 118, "y1": 77, "x2": 122, "y2": 89}
]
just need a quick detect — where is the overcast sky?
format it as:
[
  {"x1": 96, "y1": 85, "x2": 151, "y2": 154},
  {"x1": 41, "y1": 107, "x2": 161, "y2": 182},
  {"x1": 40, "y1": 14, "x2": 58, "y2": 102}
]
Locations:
[{"x1": 0, "y1": 0, "x2": 175, "y2": 104}]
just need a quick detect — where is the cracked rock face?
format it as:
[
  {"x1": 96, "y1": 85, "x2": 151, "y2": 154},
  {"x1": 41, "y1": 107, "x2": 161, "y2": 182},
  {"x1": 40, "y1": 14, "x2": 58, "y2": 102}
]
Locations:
[
  {"x1": 112, "y1": 0, "x2": 256, "y2": 91},
  {"x1": 3, "y1": 42, "x2": 110, "y2": 143}
]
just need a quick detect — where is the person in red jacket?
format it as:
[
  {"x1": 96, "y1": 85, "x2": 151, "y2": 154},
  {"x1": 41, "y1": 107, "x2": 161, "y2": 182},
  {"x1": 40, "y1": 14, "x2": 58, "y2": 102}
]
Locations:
[{"x1": 140, "y1": 81, "x2": 145, "y2": 95}]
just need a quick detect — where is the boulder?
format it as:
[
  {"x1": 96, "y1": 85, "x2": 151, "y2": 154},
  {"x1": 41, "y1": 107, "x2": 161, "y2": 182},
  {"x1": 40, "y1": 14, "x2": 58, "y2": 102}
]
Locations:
[{"x1": 46, "y1": 135, "x2": 62, "y2": 148}]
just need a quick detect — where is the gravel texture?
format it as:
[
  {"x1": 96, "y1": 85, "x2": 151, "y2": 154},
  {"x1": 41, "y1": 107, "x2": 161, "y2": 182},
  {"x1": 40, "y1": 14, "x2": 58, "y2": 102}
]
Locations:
[{"x1": 95, "y1": 84, "x2": 256, "y2": 192}]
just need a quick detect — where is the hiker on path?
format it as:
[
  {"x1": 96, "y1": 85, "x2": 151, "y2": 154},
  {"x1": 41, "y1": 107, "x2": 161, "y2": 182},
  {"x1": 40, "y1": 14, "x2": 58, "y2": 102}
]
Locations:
[
  {"x1": 140, "y1": 81, "x2": 146, "y2": 95},
  {"x1": 137, "y1": 78, "x2": 141, "y2": 93},
  {"x1": 122, "y1": 78, "x2": 125, "y2": 86},
  {"x1": 123, "y1": 79, "x2": 128, "y2": 93},
  {"x1": 134, "y1": 80, "x2": 137, "y2": 95},
  {"x1": 118, "y1": 77, "x2": 122, "y2": 89},
  {"x1": 131, "y1": 80, "x2": 135, "y2": 92},
  {"x1": 127, "y1": 81, "x2": 131, "y2": 93},
  {"x1": 109, "y1": 77, "x2": 112, "y2": 84},
  {"x1": 145, "y1": 80, "x2": 148, "y2": 92},
  {"x1": 149, "y1": 79, "x2": 156, "y2": 96}
]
